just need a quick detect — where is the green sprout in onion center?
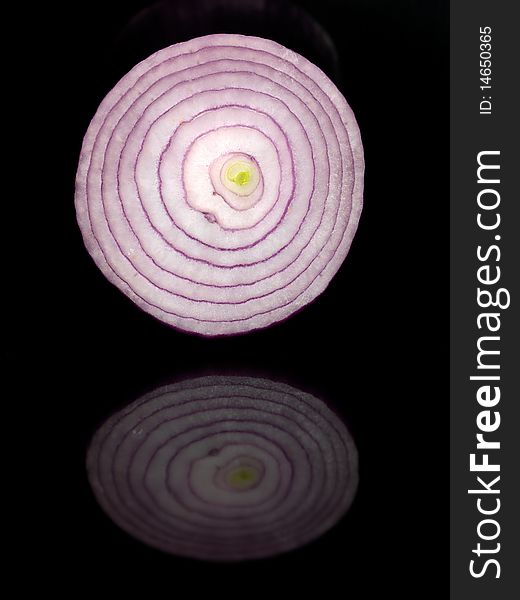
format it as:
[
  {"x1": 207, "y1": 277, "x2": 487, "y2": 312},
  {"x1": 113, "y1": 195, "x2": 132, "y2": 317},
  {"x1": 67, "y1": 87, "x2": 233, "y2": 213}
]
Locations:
[
  {"x1": 226, "y1": 162, "x2": 252, "y2": 186},
  {"x1": 226, "y1": 465, "x2": 260, "y2": 489},
  {"x1": 218, "y1": 154, "x2": 261, "y2": 198}
]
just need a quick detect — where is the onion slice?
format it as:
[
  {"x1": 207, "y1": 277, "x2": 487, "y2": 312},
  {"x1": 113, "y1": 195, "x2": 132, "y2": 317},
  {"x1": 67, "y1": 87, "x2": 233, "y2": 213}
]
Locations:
[
  {"x1": 75, "y1": 34, "x2": 364, "y2": 335},
  {"x1": 86, "y1": 376, "x2": 359, "y2": 561}
]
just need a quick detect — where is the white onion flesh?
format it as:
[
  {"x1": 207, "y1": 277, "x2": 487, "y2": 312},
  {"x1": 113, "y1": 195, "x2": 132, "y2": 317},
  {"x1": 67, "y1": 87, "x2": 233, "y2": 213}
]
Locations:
[
  {"x1": 86, "y1": 377, "x2": 358, "y2": 561},
  {"x1": 75, "y1": 34, "x2": 364, "y2": 335}
]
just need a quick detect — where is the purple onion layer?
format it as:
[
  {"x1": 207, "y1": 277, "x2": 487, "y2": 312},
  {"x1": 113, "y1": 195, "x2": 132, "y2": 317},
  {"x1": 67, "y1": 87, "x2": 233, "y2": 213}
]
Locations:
[{"x1": 75, "y1": 34, "x2": 364, "y2": 335}]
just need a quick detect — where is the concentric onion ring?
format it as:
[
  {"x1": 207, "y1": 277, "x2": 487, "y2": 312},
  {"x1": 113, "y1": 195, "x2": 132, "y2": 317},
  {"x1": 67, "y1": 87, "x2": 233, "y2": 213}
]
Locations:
[
  {"x1": 75, "y1": 34, "x2": 364, "y2": 335},
  {"x1": 86, "y1": 377, "x2": 359, "y2": 561}
]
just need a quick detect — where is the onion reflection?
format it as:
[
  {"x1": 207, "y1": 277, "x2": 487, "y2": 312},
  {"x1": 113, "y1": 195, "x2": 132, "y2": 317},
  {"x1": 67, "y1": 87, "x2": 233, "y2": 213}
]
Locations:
[{"x1": 86, "y1": 377, "x2": 358, "y2": 561}]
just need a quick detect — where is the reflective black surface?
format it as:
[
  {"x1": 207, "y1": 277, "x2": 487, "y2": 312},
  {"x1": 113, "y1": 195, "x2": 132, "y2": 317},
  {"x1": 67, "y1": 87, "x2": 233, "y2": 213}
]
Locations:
[{"x1": 44, "y1": 0, "x2": 448, "y2": 595}]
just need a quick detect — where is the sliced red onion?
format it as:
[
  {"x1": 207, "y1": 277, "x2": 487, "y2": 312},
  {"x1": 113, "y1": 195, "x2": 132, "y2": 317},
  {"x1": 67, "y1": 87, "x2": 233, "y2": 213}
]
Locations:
[
  {"x1": 75, "y1": 34, "x2": 364, "y2": 335},
  {"x1": 86, "y1": 377, "x2": 358, "y2": 561}
]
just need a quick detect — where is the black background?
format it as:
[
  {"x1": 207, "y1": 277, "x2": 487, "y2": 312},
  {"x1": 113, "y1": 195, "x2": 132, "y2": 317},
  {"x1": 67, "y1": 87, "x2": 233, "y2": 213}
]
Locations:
[{"x1": 41, "y1": 0, "x2": 448, "y2": 595}]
